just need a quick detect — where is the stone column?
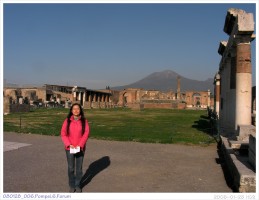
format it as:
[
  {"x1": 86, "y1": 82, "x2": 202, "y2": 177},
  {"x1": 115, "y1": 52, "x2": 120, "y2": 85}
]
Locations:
[
  {"x1": 73, "y1": 91, "x2": 77, "y2": 101},
  {"x1": 215, "y1": 73, "x2": 220, "y2": 116},
  {"x1": 89, "y1": 93, "x2": 92, "y2": 108},
  {"x1": 177, "y1": 76, "x2": 180, "y2": 100},
  {"x1": 83, "y1": 92, "x2": 86, "y2": 107},
  {"x1": 228, "y1": 49, "x2": 237, "y2": 131},
  {"x1": 78, "y1": 92, "x2": 81, "y2": 101},
  {"x1": 235, "y1": 42, "x2": 252, "y2": 128},
  {"x1": 218, "y1": 9, "x2": 255, "y2": 134},
  {"x1": 218, "y1": 57, "x2": 231, "y2": 132},
  {"x1": 207, "y1": 89, "x2": 210, "y2": 108},
  {"x1": 72, "y1": 86, "x2": 78, "y2": 102}
]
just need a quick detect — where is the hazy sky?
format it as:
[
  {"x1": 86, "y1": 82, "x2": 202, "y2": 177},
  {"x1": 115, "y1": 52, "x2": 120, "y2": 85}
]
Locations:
[{"x1": 3, "y1": 2, "x2": 256, "y2": 89}]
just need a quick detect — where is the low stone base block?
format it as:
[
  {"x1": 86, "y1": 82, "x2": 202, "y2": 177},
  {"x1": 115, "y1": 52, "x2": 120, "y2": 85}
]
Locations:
[
  {"x1": 220, "y1": 136, "x2": 256, "y2": 192},
  {"x1": 228, "y1": 140, "x2": 249, "y2": 150},
  {"x1": 237, "y1": 125, "x2": 256, "y2": 142}
]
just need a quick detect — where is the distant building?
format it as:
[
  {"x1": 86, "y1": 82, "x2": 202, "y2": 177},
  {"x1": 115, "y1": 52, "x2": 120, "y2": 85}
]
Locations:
[
  {"x1": 3, "y1": 84, "x2": 113, "y2": 113},
  {"x1": 4, "y1": 77, "x2": 214, "y2": 114},
  {"x1": 116, "y1": 77, "x2": 213, "y2": 110}
]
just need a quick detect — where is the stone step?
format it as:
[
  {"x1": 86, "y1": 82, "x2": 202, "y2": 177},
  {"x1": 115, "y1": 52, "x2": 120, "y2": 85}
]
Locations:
[
  {"x1": 220, "y1": 136, "x2": 256, "y2": 192},
  {"x1": 228, "y1": 140, "x2": 249, "y2": 150},
  {"x1": 229, "y1": 153, "x2": 256, "y2": 192}
]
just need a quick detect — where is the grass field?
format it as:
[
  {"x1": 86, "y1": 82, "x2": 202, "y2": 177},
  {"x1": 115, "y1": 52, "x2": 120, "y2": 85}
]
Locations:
[{"x1": 3, "y1": 108, "x2": 215, "y2": 145}]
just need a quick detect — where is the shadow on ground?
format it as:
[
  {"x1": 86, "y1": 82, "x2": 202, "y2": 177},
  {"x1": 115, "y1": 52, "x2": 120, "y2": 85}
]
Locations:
[
  {"x1": 80, "y1": 156, "x2": 111, "y2": 188},
  {"x1": 192, "y1": 115, "x2": 212, "y2": 134}
]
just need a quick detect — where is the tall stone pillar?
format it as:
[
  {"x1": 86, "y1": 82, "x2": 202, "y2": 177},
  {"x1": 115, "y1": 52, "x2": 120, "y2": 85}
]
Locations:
[
  {"x1": 177, "y1": 76, "x2": 181, "y2": 100},
  {"x1": 207, "y1": 90, "x2": 210, "y2": 108},
  {"x1": 83, "y1": 92, "x2": 86, "y2": 107},
  {"x1": 72, "y1": 86, "x2": 78, "y2": 102},
  {"x1": 78, "y1": 92, "x2": 81, "y2": 101},
  {"x1": 228, "y1": 49, "x2": 237, "y2": 130},
  {"x1": 235, "y1": 42, "x2": 252, "y2": 128},
  {"x1": 218, "y1": 9, "x2": 255, "y2": 134},
  {"x1": 89, "y1": 93, "x2": 92, "y2": 108},
  {"x1": 214, "y1": 73, "x2": 220, "y2": 116},
  {"x1": 73, "y1": 92, "x2": 76, "y2": 101}
]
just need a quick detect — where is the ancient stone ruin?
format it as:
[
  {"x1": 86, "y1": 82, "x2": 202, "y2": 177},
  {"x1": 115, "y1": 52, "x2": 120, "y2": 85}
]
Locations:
[
  {"x1": 4, "y1": 77, "x2": 214, "y2": 114},
  {"x1": 117, "y1": 87, "x2": 212, "y2": 110},
  {"x1": 215, "y1": 8, "x2": 256, "y2": 192},
  {"x1": 3, "y1": 84, "x2": 113, "y2": 114}
]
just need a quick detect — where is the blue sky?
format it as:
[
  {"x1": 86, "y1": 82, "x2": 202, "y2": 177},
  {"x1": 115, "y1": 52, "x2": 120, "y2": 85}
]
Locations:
[{"x1": 3, "y1": 3, "x2": 256, "y2": 89}]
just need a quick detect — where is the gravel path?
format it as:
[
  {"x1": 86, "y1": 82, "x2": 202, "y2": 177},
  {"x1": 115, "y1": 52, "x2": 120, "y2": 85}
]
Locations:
[{"x1": 4, "y1": 132, "x2": 232, "y2": 193}]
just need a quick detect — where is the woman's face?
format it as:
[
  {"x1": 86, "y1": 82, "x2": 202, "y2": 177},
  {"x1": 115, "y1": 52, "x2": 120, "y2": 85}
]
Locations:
[{"x1": 72, "y1": 105, "x2": 81, "y2": 117}]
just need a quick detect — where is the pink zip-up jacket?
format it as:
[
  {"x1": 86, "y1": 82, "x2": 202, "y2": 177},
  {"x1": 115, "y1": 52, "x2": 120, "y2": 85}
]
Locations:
[{"x1": 61, "y1": 116, "x2": 90, "y2": 151}]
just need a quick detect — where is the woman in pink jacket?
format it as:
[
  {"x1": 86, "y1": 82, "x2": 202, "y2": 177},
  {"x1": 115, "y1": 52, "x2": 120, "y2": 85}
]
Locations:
[{"x1": 61, "y1": 103, "x2": 90, "y2": 193}]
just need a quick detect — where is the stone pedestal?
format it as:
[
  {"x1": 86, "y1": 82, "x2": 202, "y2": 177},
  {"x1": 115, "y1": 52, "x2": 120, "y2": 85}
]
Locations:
[
  {"x1": 83, "y1": 102, "x2": 91, "y2": 109},
  {"x1": 221, "y1": 136, "x2": 256, "y2": 192},
  {"x1": 65, "y1": 101, "x2": 70, "y2": 108},
  {"x1": 4, "y1": 96, "x2": 11, "y2": 114},
  {"x1": 236, "y1": 125, "x2": 256, "y2": 142},
  {"x1": 99, "y1": 102, "x2": 107, "y2": 109},
  {"x1": 91, "y1": 102, "x2": 100, "y2": 109}
]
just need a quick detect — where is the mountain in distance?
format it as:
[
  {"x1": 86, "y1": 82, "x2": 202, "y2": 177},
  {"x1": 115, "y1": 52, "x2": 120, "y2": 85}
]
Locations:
[{"x1": 111, "y1": 70, "x2": 214, "y2": 93}]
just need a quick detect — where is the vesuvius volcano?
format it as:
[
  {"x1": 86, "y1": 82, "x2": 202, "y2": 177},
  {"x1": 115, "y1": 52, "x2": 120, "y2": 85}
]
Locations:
[{"x1": 112, "y1": 70, "x2": 214, "y2": 92}]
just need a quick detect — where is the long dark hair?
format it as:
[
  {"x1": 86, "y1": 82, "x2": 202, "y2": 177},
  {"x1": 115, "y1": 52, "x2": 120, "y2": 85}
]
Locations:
[{"x1": 66, "y1": 103, "x2": 86, "y2": 135}]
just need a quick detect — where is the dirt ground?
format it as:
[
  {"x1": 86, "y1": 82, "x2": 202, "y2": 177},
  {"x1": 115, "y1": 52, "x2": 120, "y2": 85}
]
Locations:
[{"x1": 4, "y1": 132, "x2": 232, "y2": 193}]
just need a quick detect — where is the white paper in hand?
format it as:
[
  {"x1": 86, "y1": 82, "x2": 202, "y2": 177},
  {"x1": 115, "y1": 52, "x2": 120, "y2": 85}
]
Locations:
[{"x1": 70, "y1": 146, "x2": 80, "y2": 154}]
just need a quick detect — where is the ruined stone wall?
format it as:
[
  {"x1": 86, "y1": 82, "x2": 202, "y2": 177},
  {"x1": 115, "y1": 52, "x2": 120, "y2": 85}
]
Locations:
[
  {"x1": 9, "y1": 104, "x2": 31, "y2": 113},
  {"x1": 51, "y1": 91, "x2": 72, "y2": 102},
  {"x1": 177, "y1": 103, "x2": 186, "y2": 109},
  {"x1": 4, "y1": 88, "x2": 47, "y2": 103},
  {"x1": 118, "y1": 88, "x2": 141, "y2": 106},
  {"x1": 4, "y1": 96, "x2": 11, "y2": 114},
  {"x1": 4, "y1": 89, "x2": 18, "y2": 102},
  {"x1": 118, "y1": 88, "x2": 213, "y2": 109},
  {"x1": 143, "y1": 103, "x2": 173, "y2": 109},
  {"x1": 4, "y1": 96, "x2": 30, "y2": 114},
  {"x1": 20, "y1": 89, "x2": 38, "y2": 102},
  {"x1": 142, "y1": 102, "x2": 185, "y2": 109},
  {"x1": 36, "y1": 88, "x2": 47, "y2": 102},
  {"x1": 185, "y1": 91, "x2": 211, "y2": 108}
]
